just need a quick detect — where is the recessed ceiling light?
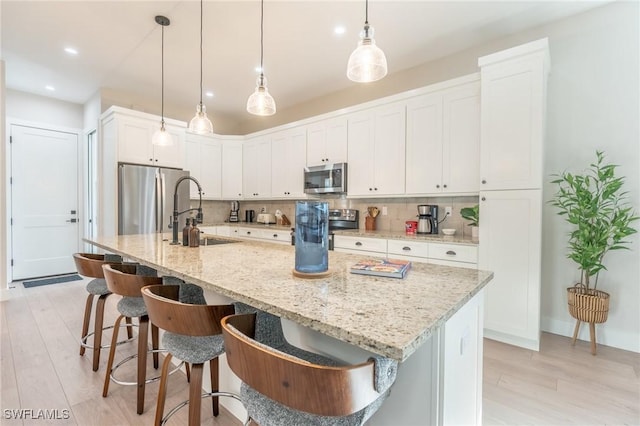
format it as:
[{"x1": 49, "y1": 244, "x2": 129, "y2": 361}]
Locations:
[
  {"x1": 205, "y1": 91, "x2": 214, "y2": 98},
  {"x1": 334, "y1": 26, "x2": 346, "y2": 35},
  {"x1": 45, "y1": 85, "x2": 55, "y2": 91},
  {"x1": 64, "y1": 47, "x2": 78, "y2": 55}
]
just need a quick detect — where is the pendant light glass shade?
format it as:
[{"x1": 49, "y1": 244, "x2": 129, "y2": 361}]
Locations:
[
  {"x1": 152, "y1": 122, "x2": 174, "y2": 146},
  {"x1": 347, "y1": 0, "x2": 387, "y2": 83},
  {"x1": 247, "y1": 75, "x2": 276, "y2": 116},
  {"x1": 153, "y1": 15, "x2": 173, "y2": 146},
  {"x1": 188, "y1": 0, "x2": 214, "y2": 134},
  {"x1": 247, "y1": 0, "x2": 276, "y2": 116}
]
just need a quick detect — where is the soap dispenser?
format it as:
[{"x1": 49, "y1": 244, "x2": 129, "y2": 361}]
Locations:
[
  {"x1": 189, "y1": 220, "x2": 200, "y2": 247},
  {"x1": 182, "y1": 218, "x2": 191, "y2": 246}
]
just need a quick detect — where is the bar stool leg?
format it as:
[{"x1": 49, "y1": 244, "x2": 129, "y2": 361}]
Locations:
[
  {"x1": 80, "y1": 294, "x2": 95, "y2": 356},
  {"x1": 209, "y1": 357, "x2": 219, "y2": 417},
  {"x1": 189, "y1": 363, "x2": 204, "y2": 426},
  {"x1": 125, "y1": 317, "x2": 134, "y2": 339},
  {"x1": 137, "y1": 316, "x2": 150, "y2": 414},
  {"x1": 152, "y1": 323, "x2": 159, "y2": 369},
  {"x1": 92, "y1": 294, "x2": 109, "y2": 371},
  {"x1": 103, "y1": 315, "x2": 125, "y2": 397},
  {"x1": 154, "y1": 353, "x2": 174, "y2": 426}
]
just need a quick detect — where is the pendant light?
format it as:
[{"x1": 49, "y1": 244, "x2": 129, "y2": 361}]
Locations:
[
  {"x1": 188, "y1": 0, "x2": 214, "y2": 134},
  {"x1": 346, "y1": 0, "x2": 388, "y2": 83},
  {"x1": 246, "y1": 0, "x2": 276, "y2": 116},
  {"x1": 152, "y1": 15, "x2": 174, "y2": 146}
]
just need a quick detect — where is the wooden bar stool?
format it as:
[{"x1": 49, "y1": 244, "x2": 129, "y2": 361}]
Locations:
[
  {"x1": 141, "y1": 284, "x2": 242, "y2": 426},
  {"x1": 102, "y1": 263, "x2": 164, "y2": 415},
  {"x1": 221, "y1": 310, "x2": 399, "y2": 426},
  {"x1": 73, "y1": 252, "x2": 132, "y2": 371}
]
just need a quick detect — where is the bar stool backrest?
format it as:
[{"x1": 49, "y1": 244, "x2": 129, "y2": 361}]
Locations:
[
  {"x1": 141, "y1": 284, "x2": 234, "y2": 337},
  {"x1": 73, "y1": 253, "x2": 115, "y2": 279},
  {"x1": 102, "y1": 264, "x2": 162, "y2": 298},
  {"x1": 221, "y1": 313, "x2": 381, "y2": 417}
]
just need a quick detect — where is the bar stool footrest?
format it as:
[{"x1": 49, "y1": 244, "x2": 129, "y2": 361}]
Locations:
[
  {"x1": 160, "y1": 391, "x2": 248, "y2": 426},
  {"x1": 110, "y1": 349, "x2": 183, "y2": 386},
  {"x1": 81, "y1": 323, "x2": 136, "y2": 350}
]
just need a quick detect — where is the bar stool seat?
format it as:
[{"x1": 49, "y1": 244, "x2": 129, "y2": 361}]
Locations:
[
  {"x1": 141, "y1": 284, "x2": 242, "y2": 426},
  {"x1": 73, "y1": 252, "x2": 132, "y2": 372},
  {"x1": 221, "y1": 308, "x2": 399, "y2": 426}
]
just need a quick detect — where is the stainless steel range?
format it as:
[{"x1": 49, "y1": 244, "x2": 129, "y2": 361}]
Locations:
[{"x1": 291, "y1": 208, "x2": 359, "y2": 249}]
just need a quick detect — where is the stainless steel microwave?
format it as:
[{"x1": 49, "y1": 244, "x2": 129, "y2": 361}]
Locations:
[{"x1": 303, "y1": 163, "x2": 347, "y2": 194}]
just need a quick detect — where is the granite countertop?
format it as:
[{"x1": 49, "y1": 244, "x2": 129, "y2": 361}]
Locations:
[
  {"x1": 202, "y1": 222, "x2": 478, "y2": 245},
  {"x1": 85, "y1": 233, "x2": 492, "y2": 361}
]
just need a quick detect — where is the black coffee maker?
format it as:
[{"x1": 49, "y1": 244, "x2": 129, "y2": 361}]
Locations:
[{"x1": 417, "y1": 205, "x2": 438, "y2": 234}]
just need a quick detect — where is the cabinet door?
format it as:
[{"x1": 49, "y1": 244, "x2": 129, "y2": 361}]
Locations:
[
  {"x1": 199, "y1": 138, "x2": 222, "y2": 199},
  {"x1": 243, "y1": 137, "x2": 271, "y2": 199},
  {"x1": 117, "y1": 117, "x2": 153, "y2": 165},
  {"x1": 347, "y1": 110, "x2": 375, "y2": 196},
  {"x1": 184, "y1": 135, "x2": 202, "y2": 198},
  {"x1": 373, "y1": 102, "x2": 406, "y2": 195},
  {"x1": 306, "y1": 122, "x2": 327, "y2": 167},
  {"x1": 272, "y1": 127, "x2": 307, "y2": 198},
  {"x1": 480, "y1": 54, "x2": 546, "y2": 190},
  {"x1": 442, "y1": 83, "x2": 480, "y2": 194},
  {"x1": 324, "y1": 117, "x2": 348, "y2": 165},
  {"x1": 222, "y1": 141, "x2": 243, "y2": 199},
  {"x1": 480, "y1": 189, "x2": 541, "y2": 350},
  {"x1": 405, "y1": 93, "x2": 443, "y2": 195}
]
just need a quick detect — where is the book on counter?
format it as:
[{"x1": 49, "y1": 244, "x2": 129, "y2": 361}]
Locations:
[{"x1": 350, "y1": 258, "x2": 412, "y2": 279}]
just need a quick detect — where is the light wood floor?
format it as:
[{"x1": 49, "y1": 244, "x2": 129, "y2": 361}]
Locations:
[{"x1": 1, "y1": 278, "x2": 639, "y2": 425}]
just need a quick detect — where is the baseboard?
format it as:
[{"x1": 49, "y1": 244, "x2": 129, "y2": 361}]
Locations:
[
  {"x1": 541, "y1": 315, "x2": 640, "y2": 353},
  {"x1": 483, "y1": 328, "x2": 540, "y2": 351}
]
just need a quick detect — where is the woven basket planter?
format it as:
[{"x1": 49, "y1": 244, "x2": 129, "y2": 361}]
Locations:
[{"x1": 567, "y1": 285, "x2": 610, "y2": 324}]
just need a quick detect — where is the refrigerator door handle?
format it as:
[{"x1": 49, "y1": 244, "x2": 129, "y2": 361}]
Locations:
[
  {"x1": 155, "y1": 171, "x2": 162, "y2": 233},
  {"x1": 160, "y1": 171, "x2": 166, "y2": 232}
]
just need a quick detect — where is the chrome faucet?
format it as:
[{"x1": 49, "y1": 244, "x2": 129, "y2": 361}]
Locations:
[{"x1": 170, "y1": 176, "x2": 203, "y2": 245}]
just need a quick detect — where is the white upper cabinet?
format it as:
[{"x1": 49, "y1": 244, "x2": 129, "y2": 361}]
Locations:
[
  {"x1": 479, "y1": 39, "x2": 549, "y2": 191},
  {"x1": 271, "y1": 127, "x2": 307, "y2": 198},
  {"x1": 406, "y1": 81, "x2": 479, "y2": 195},
  {"x1": 347, "y1": 102, "x2": 406, "y2": 197},
  {"x1": 306, "y1": 117, "x2": 348, "y2": 167},
  {"x1": 108, "y1": 107, "x2": 185, "y2": 169},
  {"x1": 222, "y1": 140, "x2": 243, "y2": 199},
  {"x1": 184, "y1": 133, "x2": 222, "y2": 199},
  {"x1": 243, "y1": 136, "x2": 271, "y2": 199}
]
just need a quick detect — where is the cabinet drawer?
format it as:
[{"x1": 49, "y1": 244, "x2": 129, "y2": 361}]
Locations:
[
  {"x1": 387, "y1": 239, "x2": 430, "y2": 258},
  {"x1": 257, "y1": 229, "x2": 291, "y2": 244},
  {"x1": 429, "y1": 243, "x2": 478, "y2": 264},
  {"x1": 333, "y1": 235, "x2": 387, "y2": 253}
]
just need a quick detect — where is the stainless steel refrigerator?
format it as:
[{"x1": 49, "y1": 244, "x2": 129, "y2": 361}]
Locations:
[{"x1": 118, "y1": 163, "x2": 190, "y2": 235}]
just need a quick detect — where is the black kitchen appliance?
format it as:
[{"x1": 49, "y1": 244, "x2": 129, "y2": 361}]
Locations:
[
  {"x1": 245, "y1": 209, "x2": 255, "y2": 223},
  {"x1": 229, "y1": 201, "x2": 240, "y2": 222},
  {"x1": 417, "y1": 204, "x2": 438, "y2": 234},
  {"x1": 291, "y1": 208, "x2": 359, "y2": 250}
]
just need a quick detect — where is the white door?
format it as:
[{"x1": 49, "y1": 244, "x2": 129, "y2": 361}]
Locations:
[{"x1": 11, "y1": 125, "x2": 79, "y2": 280}]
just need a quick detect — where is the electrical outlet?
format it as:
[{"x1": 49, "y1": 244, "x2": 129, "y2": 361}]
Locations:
[
  {"x1": 445, "y1": 206, "x2": 452, "y2": 217},
  {"x1": 382, "y1": 206, "x2": 388, "y2": 216},
  {"x1": 261, "y1": 206, "x2": 267, "y2": 213}
]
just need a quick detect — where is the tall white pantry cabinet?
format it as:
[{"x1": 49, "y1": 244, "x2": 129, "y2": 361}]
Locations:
[{"x1": 478, "y1": 39, "x2": 549, "y2": 351}]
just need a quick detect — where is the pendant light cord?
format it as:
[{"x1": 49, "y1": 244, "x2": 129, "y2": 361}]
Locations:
[
  {"x1": 260, "y1": 0, "x2": 264, "y2": 84},
  {"x1": 160, "y1": 23, "x2": 165, "y2": 127},
  {"x1": 365, "y1": 0, "x2": 369, "y2": 25},
  {"x1": 199, "y1": 0, "x2": 204, "y2": 106}
]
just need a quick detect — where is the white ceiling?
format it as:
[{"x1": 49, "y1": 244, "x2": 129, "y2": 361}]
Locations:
[{"x1": 2, "y1": 1, "x2": 608, "y2": 126}]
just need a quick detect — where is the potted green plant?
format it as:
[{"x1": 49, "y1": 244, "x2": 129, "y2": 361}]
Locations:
[
  {"x1": 460, "y1": 205, "x2": 479, "y2": 239},
  {"x1": 550, "y1": 151, "x2": 638, "y2": 353}
]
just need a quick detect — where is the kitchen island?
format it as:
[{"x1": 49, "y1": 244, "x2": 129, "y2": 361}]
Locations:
[{"x1": 86, "y1": 233, "x2": 493, "y2": 425}]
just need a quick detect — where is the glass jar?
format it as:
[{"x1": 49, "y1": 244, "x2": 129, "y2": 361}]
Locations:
[{"x1": 294, "y1": 201, "x2": 329, "y2": 273}]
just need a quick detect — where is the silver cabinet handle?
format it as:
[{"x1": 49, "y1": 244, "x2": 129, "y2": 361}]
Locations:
[
  {"x1": 273, "y1": 234, "x2": 278, "y2": 238},
  {"x1": 402, "y1": 246, "x2": 411, "y2": 251},
  {"x1": 446, "y1": 250, "x2": 457, "y2": 256},
  {"x1": 355, "y1": 242, "x2": 363, "y2": 246}
]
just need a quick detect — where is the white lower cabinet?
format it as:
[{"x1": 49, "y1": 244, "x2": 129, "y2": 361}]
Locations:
[
  {"x1": 229, "y1": 226, "x2": 290, "y2": 245},
  {"x1": 333, "y1": 235, "x2": 387, "y2": 257},
  {"x1": 480, "y1": 189, "x2": 542, "y2": 350},
  {"x1": 387, "y1": 239, "x2": 478, "y2": 269}
]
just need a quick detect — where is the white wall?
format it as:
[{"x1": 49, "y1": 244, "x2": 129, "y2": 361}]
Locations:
[
  {"x1": 539, "y1": 2, "x2": 639, "y2": 352},
  {"x1": 6, "y1": 89, "x2": 83, "y2": 129}
]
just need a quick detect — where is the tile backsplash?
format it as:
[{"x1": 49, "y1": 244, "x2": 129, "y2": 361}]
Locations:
[{"x1": 194, "y1": 195, "x2": 479, "y2": 238}]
